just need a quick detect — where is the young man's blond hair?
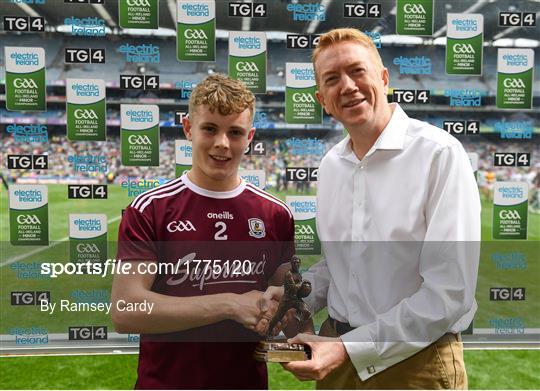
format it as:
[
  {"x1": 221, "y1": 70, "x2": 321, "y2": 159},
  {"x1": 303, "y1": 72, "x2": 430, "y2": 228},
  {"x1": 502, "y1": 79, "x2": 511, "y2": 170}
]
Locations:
[
  {"x1": 312, "y1": 28, "x2": 385, "y2": 81},
  {"x1": 188, "y1": 73, "x2": 256, "y2": 121}
]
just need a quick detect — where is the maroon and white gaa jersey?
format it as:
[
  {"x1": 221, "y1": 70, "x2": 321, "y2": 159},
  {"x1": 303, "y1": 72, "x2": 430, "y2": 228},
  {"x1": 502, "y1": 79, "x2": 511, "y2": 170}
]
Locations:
[{"x1": 117, "y1": 174, "x2": 295, "y2": 389}]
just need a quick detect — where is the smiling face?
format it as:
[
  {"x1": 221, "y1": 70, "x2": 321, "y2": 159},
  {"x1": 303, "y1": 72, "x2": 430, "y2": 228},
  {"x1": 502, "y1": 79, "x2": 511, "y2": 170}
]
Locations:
[
  {"x1": 314, "y1": 41, "x2": 390, "y2": 134},
  {"x1": 183, "y1": 105, "x2": 254, "y2": 191}
]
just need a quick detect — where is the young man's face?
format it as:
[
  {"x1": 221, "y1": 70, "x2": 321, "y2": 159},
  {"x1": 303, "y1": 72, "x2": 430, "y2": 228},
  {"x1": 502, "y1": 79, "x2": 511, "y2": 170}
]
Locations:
[
  {"x1": 315, "y1": 41, "x2": 389, "y2": 133},
  {"x1": 183, "y1": 105, "x2": 254, "y2": 191}
]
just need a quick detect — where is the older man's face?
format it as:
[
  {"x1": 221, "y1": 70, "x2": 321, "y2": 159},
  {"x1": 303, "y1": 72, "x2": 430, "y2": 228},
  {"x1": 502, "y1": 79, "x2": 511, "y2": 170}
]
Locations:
[{"x1": 315, "y1": 41, "x2": 389, "y2": 133}]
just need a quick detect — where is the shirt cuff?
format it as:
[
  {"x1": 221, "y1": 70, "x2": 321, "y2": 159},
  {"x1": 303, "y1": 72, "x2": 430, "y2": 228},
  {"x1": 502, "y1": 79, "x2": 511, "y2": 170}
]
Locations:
[
  {"x1": 341, "y1": 326, "x2": 423, "y2": 381},
  {"x1": 340, "y1": 326, "x2": 384, "y2": 381}
]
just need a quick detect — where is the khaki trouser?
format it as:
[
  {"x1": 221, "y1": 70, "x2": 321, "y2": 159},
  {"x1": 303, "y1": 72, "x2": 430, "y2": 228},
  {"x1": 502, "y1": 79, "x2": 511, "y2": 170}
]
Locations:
[{"x1": 317, "y1": 318, "x2": 468, "y2": 390}]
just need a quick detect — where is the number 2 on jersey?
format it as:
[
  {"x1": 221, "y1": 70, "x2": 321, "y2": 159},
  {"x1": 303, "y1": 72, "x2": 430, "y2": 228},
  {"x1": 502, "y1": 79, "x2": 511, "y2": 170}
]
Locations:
[{"x1": 214, "y1": 222, "x2": 228, "y2": 240}]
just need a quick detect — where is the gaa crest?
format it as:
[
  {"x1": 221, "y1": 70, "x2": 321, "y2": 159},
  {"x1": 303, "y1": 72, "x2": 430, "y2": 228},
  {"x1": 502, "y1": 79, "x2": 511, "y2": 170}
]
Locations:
[{"x1": 248, "y1": 218, "x2": 266, "y2": 239}]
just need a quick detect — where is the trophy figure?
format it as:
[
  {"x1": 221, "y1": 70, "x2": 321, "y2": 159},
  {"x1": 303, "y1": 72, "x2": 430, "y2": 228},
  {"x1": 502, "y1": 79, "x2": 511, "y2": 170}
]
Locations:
[{"x1": 254, "y1": 256, "x2": 312, "y2": 362}]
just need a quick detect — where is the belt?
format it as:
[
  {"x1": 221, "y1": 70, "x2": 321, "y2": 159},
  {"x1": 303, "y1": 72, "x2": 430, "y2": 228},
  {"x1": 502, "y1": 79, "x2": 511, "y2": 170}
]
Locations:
[
  {"x1": 327, "y1": 316, "x2": 461, "y2": 342},
  {"x1": 328, "y1": 316, "x2": 355, "y2": 335}
]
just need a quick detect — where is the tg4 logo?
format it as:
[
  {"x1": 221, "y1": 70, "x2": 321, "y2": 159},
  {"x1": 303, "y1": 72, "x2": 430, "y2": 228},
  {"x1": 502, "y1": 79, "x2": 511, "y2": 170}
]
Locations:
[
  {"x1": 499, "y1": 12, "x2": 536, "y2": 27},
  {"x1": 7, "y1": 155, "x2": 48, "y2": 170},
  {"x1": 489, "y1": 287, "x2": 525, "y2": 301},
  {"x1": 120, "y1": 75, "x2": 159, "y2": 90},
  {"x1": 343, "y1": 3, "x2": 381, "y2": 18},
  {"x1": 493, "y1": 153, "x2": 530, "y2": 167},
  {"x1": 443, "y1": 121, "x2": 480, "y2": 135},
  {"x1": 229, "y1": 2, "x2": 267, "y2": 17},
  {"x1": 244, "y1": 141, "x2": 267, "y2": 156},
  {"x1": 65, "y1": 48, "x2": 105, "y2": 64},
  {"x1": 286, "y1": 167, "x2": 318, "y2": 182},
  {"x1": 11, "y1": 291, "x2": 50, "y2": 305},
  {"x1": 287, "y1": 34, "x2": 320, "y2": 49},
  {"x1": 392, "y1": 89, "x2": 430, "y2": 104},
  {"x1": 68, "y1": 185, "x2": 108, "y2": 199},
  {"x1": 3, "y1": 16, "x2": 44, "y2": 32},
  {"x1": 69, "y1": 326, "x2": 107, "y2": 340}
]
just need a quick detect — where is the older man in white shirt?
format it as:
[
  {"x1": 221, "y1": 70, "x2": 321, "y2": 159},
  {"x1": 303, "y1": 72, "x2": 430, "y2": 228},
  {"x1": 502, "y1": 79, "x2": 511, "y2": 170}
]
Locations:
[{"x1": 262, "y1": 28, "x2": 480, "y2": 389}]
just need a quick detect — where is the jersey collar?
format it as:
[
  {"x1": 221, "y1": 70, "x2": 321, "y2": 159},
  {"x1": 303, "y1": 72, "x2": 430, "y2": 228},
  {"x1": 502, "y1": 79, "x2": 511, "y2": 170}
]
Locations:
[{"x1": 181, "y1": 173, "x2": 246, "y2": 199}]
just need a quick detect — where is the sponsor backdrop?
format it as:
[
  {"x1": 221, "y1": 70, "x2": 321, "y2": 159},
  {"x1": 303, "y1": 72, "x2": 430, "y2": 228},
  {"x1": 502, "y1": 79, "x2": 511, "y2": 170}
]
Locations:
[{"x1": 1, "y1": 0, "x2": 539, "y2": 351}]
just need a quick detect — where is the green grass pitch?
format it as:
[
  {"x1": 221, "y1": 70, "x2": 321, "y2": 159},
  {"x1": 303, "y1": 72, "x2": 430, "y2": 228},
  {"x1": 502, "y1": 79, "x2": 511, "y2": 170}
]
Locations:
[{"x1": 1, "y1": 350, "x2": 539, "y2": 389}]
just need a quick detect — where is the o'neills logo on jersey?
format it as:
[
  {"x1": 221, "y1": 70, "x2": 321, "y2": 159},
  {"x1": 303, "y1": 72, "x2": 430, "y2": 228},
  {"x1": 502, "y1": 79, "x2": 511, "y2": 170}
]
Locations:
[
  {"x1": 207, "y1": 211, "x2": 234, "y2": 220},
  {"x1": 166, "y1": 253, "x2": 267, "y2": 290}
]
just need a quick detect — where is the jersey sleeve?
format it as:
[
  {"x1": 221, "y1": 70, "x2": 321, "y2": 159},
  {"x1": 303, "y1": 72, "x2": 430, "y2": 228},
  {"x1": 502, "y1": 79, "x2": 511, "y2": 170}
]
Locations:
[{"x1": 117, "y1": 205, "x2": 158, "y2": 262}]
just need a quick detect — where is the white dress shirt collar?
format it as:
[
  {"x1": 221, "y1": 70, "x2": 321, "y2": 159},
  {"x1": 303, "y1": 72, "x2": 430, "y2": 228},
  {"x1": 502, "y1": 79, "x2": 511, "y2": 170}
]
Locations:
[{"x1": 336, "y1": 103, "x2": 409, "y2": 163}]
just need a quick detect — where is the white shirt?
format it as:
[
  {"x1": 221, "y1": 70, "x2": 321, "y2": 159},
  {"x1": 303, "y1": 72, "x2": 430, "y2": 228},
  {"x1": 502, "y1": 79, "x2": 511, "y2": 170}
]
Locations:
[{"x1": 303, "y1": 103, "x2": 481, "y2": 381}]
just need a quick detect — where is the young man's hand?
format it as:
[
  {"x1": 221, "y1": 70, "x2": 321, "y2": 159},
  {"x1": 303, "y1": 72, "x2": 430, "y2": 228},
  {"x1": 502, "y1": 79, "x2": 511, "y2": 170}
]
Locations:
[
  {"x1": 230, "y1": 290, "x2": 279, "y2": 331},
  {"x1": 255, "y1": 286, "x2": 316, "y2": 337},
  {"x1": 259, "y1": 285, "x2": 284, "y2": 309}
]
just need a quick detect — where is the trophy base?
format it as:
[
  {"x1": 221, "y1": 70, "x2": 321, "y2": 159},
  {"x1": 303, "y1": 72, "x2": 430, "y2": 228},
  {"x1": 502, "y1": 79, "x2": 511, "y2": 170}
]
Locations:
[{"x1": 254, "y1": 339, "x2": 311, "y2": 362}]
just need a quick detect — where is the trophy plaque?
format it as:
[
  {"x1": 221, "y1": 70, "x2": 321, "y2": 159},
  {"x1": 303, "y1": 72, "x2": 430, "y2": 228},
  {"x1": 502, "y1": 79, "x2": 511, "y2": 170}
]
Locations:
[
  {"x1": 254, "y1": 340, "x2": 311, "y2": 362},
  {"x1": 255, "y1": 256, "x2": 312, "y2": 362}
]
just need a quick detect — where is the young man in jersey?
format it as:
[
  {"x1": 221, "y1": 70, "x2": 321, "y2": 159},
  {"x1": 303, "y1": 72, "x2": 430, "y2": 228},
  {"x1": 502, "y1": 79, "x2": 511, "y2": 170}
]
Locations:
[{"x1": 113, "y1": 74, "x2": 295, "y2": 389}]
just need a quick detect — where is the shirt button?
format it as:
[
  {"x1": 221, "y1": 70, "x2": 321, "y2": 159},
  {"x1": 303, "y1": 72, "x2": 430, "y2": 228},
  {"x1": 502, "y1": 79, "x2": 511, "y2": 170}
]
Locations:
[{"x1": 367, "y1": 366, "x2": 376, "y2": 374}]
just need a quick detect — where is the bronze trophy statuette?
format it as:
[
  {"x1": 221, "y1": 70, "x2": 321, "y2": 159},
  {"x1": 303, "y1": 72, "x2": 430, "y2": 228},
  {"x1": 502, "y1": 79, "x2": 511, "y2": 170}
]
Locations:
[{"x1": 255, "y1": 256, "x2": 312, "y2": 362}]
